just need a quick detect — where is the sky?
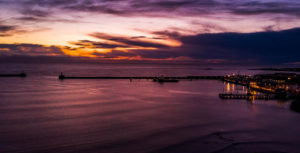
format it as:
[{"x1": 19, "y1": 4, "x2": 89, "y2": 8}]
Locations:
[{"x1": 0, "y1": 0, "x2": 300, "y2": 64}]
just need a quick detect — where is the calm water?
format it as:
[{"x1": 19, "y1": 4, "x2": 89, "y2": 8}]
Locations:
[{"x1": 0, "y1": 63, "x2": 300, "y2": 153}]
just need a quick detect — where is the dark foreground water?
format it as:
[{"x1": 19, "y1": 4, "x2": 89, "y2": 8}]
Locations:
[{"x1": 0, "y1": 63, "x2": 300, "y2": 153}]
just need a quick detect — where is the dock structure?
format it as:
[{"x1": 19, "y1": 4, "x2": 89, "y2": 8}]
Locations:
[
  {"x1": 222, "y1": 76, "x2": 277, "y2": 94},
  {"x1": 219, "y1": 73, "x2": 299, "y2": 100},
  {"x1": 0, "y1": 73, "x2": 26, "y2": 77},
  {"x1": 219, "y1": 93, "x2": 276, "y2": 100},
  {"x1": 222, "y1": 76, "x2": 250, "y2": 86},
  {"x1": 58, "y1": 73, "x2": 224, "y2": 80}
]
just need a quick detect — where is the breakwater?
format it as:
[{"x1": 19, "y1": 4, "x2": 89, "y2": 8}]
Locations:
[
  {"x1": 58, "y1": 73, "x2": 224, "y2": 80},
  {"x1": 0, "y1": 73, "x2": 26, "y2": 77}
]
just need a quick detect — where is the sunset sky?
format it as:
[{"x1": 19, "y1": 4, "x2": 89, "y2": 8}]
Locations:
[{"x1": 1, "y1": 0, "x2": 300, "y2": 64}]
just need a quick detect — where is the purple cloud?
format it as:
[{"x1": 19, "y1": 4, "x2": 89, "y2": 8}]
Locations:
[
  {"x1": 89, "y1": 32, "x2": 171, "y2": 48},
  {"x1": 0, "y1": 24, "x2": 18, "y2": 37},
  {"x1": 5, "y1": 0, "x2": 300, "y2": 18},
  {"x1": 0, "y1": 43, "x2": 64, "y2": 56}
]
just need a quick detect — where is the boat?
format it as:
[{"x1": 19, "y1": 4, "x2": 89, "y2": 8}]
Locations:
[
  {"x1": 158, "y1": 79, "x2": 179, "y2": 83},
  {"x1": 153, "y1": 76, "x2": 179, "y2": 83}
]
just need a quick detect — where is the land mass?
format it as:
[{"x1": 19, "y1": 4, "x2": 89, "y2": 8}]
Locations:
[{"x1": 250, "y1": 68, "x2": 300, "y2": 72}]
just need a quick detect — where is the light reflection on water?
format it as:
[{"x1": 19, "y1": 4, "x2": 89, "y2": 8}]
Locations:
[
  {"x1": 0, "y1": 63, "x2": 300, "y2": 153},
  {"x1": 224, "y1": 82, "x2": 249, "y2": 94}
]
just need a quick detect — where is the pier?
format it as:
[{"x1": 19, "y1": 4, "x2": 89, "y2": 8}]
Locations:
[
  {"x1": 219, "y1": 93, "x2": 276, "y2": 100},
  {"x1": 58, "y1": 73, "x2": 224, "y2": 80},
  {"x1": 0, "y1": 73, "x2": 26, "y2": 77}
]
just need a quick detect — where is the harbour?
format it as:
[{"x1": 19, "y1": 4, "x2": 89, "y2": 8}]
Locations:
[
  {"x1": 220, "y1": 73, "x2": 300, "y2": 101},
  {"x1": 1, "y1": 71, "x2": 299, "y2": 101}
]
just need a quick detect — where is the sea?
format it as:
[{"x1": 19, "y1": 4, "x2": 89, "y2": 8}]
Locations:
[{"x1": 0, "y1": 63, "x2": 300, "y2": 153}]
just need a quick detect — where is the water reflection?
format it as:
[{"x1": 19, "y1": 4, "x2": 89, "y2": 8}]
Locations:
[
  {"x1": 0, "y1": 63, "x2": 300, "y2": 153},
  {"x1": 222, "y1": 82, "x2": 290, "y2": 105},
  {"x1": 225, "y1": 82, "x2": 248, "y2": 94}
]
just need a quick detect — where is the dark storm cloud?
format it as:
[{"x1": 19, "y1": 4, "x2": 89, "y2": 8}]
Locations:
[
  {"x1": 89, "y1": 32, "x2": 170, "y2": 48},
  {"x1": 176, "y1": 27, "x2": 300, "y2": 64},
  {"x1": 93, "y1": 27, "x2": 300, "y2": 63},
  {"x1": 0, "y1": 43, "x2": 64, "y2": 56}
]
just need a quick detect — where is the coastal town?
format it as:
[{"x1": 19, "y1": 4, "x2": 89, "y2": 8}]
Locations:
[
  {"x1": 220, "y1": 72, "x2": 300, "y2": 112},
  {"x1": 221, "y1": 73, "x2": 300, "y2": 99}
]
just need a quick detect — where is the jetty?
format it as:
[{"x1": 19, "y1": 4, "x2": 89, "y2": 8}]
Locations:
[
  {"x1": 58, "y1": 73, "x2": 224, "y2": 80},
  {"x1": 219, "y1": 93, "x2": 276, "y2": 100},
  {"x1": 0, "y1": 73, "x2": 26, "y2": 77}
]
